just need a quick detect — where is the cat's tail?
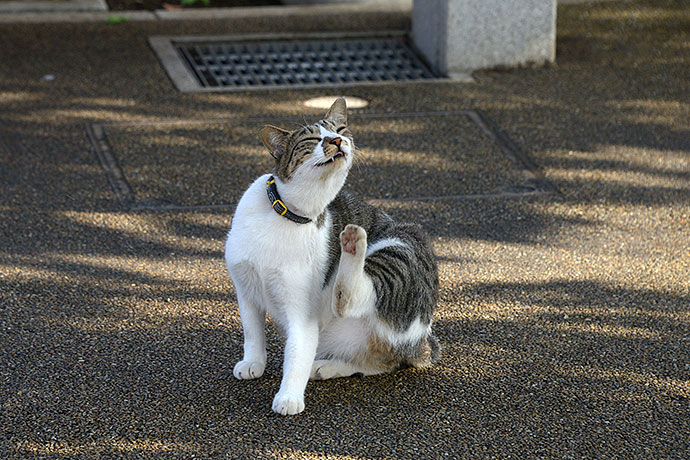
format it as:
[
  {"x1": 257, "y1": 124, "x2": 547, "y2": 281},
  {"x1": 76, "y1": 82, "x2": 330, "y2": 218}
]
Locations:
[
  {"x1": 428, "y1": 333, "x2": 441, "y2": 364},
  {"x1": 407, "y1": 332, "x2": 441, "y2": 368}
]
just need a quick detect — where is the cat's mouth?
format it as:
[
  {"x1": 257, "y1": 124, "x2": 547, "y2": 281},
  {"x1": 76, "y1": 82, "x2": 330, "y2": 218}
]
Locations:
[{"x1": 315, "y1": 151, "x2": 346, "y2": 167}]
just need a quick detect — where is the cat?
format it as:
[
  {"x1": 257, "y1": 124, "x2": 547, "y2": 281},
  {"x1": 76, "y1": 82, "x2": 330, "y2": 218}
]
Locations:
[{"x1": 225, "y1": 97, "x2": 439, "y2": 415}]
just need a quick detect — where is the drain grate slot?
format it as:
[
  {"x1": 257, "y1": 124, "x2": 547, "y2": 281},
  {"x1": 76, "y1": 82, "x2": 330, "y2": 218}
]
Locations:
[{"x1": 151, "y1": 35, "x2": 442, "y2": 92}]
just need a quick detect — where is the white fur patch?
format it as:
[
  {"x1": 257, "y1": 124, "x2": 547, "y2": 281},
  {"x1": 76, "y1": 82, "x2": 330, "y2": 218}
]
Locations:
[
  {"x1": 366, "y1": 237, "x2": 409, "y2": 257},
  {"x1": 312, "y1": 125, "x2": 352, "y2": 163},
  {"x1": 316, "y1": 317, "x2": 370, "y2": 361},
  {"x1": 318, "y1": 124, "x2": 339, "y2": 141},
  {"x1": 373, "y1": 316, "x2": 431, "y2": 348}
]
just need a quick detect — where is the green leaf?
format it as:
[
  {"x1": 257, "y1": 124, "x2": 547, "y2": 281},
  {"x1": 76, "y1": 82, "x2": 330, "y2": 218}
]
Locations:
[
  {"x1": 106, "y1": 15, "x2": 129, "y2": 25},
  {"x1": 180, "y1": 0, "x2": 211, "y2": 6}
]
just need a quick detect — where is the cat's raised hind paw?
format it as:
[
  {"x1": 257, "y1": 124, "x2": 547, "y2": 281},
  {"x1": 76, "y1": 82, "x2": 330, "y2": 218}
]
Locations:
[
  {"x1": 233, "y1": 360, "x2": 265, "y2": 380},
  {"x1": 333, "y1": 225, "x2": 370, "y2": 318},
  {"x1": 272, "y1": 391, "x2": 305, "y2": 415},
  {"x1": 340, "y1": 224, "x2": 367, "y2": 256}
]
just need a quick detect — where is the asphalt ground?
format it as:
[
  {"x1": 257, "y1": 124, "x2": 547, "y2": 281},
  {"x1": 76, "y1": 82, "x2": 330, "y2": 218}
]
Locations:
[{"x1": 1, "y1": 1, "x2": 689, "y2": 458}]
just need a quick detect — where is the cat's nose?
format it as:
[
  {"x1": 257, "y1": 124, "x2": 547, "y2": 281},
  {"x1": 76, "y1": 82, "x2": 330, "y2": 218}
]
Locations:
[{"x1": 329, "y1": 137, "x2": 342, "y2": 148}]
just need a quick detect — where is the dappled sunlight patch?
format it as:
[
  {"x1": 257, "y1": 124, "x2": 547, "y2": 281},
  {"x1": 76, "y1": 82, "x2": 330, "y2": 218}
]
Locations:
[
  {"x1": 188, "y1": 93, "x2": 304, "y2": 116},
  {"x1": 1, "y1": 251, "x2": 238, "y2": 333},
  {"x1": 16, "y1": 108, "x2": 158, "y2": 124},
  {"x1": 361, "y1": 147, "x2": 471, "y2": 172},
  {"x1": 547, "y1": 164, "x2": 686, "y2": 189},
  {"x1": 587, "y1": 5, "x2": 688, "y2": 24},
  {"x1": 541, "y1": 201, "x2": 689, "y2": 238},
  {"x1": 429, "y1": 218, "x2": 690, "y2": 299},
  {"x1": 543, "y1": 144, "x2": 690, "y2": 211},
  {"x1": 58, "y1": 210, "x2": 225, "y2": 255},
  {"x1": 605, "y1": 99, "x2": 689, "y2": 126},
  {"x1": 434, "y1": 273, "x2": 688, "y2": 346},
  {"x1": 558, "y1": 364, "x2": 690, "y2": 399},
  {"x1": 0, "y1": 91, "x2": 41, "y2": 103},
  {"x1": 593, "y1": 144, "x2": 690, "y2": 173},
  {"x1": 70, "y1": 96, "x2": 139, "y2": 108},
  {"x1": 50, "y1": 252, "x2": 203, "y2": 284},
  {"x1": 351, "y1": 118, "x2": 427, "y2": 135},
  {"x1": 550, "y1": 146, "x2": 690, "y2": 175},
  {"x1": 228, "y1": 447, "x2": 365, "y2": 460},
  {"x1": 15, "y1": 438, "x2": 199, "y2": 457},
  {"x1": 548, "y1": 319, "x2": 662, "y2": 341},
  {"x1": 0, "y1": 251, "x2": 221, "y2": 295}
]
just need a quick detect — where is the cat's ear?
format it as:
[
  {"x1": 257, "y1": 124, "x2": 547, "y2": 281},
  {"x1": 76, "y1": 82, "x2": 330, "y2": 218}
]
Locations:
[
  {"x1": 260, "y1": 125, "x2": 290, "y2": 160},
  {"x1": 324, "y1": 96, "x2": 347, "y2": 125}
]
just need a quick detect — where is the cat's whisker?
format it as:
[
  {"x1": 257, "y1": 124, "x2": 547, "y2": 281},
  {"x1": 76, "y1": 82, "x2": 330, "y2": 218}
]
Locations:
[{"x1": 351, "y1": 148, "x2": 366, "y2": 171}]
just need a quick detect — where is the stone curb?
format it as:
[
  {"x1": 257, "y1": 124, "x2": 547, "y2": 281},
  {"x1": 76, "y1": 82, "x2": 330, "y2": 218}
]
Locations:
[
  {"x1": 0, "y1": 10, "x2": 155, "y2": 22},
  {"x1": 0, "y1": 1, "x2": 412, "y2": 24},
  {"x1": 0, "y1": 0, "x2": 107, "y2": 13}
]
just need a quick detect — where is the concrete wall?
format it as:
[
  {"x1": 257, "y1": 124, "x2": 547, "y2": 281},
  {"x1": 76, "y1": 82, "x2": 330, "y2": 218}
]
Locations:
[{"x1": 412, "y1": 0, "x2": 557, "y2": 77}]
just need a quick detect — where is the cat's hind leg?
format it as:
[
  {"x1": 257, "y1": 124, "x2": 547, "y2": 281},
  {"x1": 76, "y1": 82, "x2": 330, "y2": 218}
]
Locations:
[
  {"x1": 310, "y1": 358, "x2": 395, "y2": 380},
  {"x1": 310, "y1": 359, "x2": 363, "y2": 380},
  {"x1": 310, "y1": 336, "x2": 401, "y2": 380},
  {"x1": 332, "y1": 224, "x2": 376, "y2": 318}
]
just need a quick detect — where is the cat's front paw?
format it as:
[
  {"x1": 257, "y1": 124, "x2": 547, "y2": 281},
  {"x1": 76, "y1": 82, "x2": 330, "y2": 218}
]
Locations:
[
  {"x1": 272, "y1": 391, "x2": 305, "y2": 415},
  {"x1": 340, "y1": 224, "x2": 367, "y2": 257},
  {"x1": 233, "y1": 360, "x2": 265, "y2": 380}
]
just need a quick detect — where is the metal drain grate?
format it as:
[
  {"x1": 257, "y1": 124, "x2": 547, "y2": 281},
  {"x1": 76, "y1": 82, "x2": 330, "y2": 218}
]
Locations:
[{"x1": 150, "y1": 34, "x2": 442, "y2": 92}]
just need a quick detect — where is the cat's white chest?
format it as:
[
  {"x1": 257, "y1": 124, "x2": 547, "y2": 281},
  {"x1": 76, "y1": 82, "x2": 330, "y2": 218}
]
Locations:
[{"x1": 225, "y1": 175, "x2": 330, "y2": 316}]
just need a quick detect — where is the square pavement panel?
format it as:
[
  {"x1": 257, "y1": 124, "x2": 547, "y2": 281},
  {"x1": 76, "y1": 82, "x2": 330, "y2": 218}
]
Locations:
[{"x1": 87, "y1": 111, "x2": 556, "y2": 211}]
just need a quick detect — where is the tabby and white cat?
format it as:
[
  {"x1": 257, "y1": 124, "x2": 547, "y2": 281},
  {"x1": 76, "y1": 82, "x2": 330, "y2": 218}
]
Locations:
[{"x1": 225, "y1": 97, "x2": 439, "y2": 415}]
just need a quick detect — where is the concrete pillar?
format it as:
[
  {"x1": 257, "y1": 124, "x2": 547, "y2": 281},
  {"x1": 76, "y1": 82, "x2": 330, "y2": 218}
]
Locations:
[{"x1": 412, "y1": 0, "x2": 557, "y2": 77}]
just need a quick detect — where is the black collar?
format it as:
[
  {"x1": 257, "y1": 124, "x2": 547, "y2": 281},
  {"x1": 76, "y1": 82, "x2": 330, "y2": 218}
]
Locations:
[{"x1": 266, "y1": 176, "x2": 312, "y2": 224}]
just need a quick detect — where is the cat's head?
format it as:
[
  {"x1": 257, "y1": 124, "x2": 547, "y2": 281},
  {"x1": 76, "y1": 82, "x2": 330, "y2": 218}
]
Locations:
[{"x1": 259, "y1": 97, "x2": 354, "y2": 183}]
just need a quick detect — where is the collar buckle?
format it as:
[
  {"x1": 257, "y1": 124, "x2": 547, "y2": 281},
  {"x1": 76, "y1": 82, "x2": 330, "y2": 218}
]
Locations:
[{"x1": 272, "y1": 199, "x2": 288, "y2": 216}]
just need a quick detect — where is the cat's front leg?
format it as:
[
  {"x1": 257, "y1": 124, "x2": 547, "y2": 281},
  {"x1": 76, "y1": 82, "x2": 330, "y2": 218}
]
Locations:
[
  {"x1": 332, "y1": 224, "x2": 376, "y2": 318},
  {"x1": 272, "y1": 317, "x2": 319, "y2": 415},
  {"x1": 233, "y1": 289, "x2": 267, "y2": 380}
]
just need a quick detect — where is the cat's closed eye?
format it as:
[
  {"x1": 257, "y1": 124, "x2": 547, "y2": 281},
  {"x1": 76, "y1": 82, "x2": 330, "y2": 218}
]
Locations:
[{"x1": 294, "y1": 137, "x2": 321, "y2": 148}]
